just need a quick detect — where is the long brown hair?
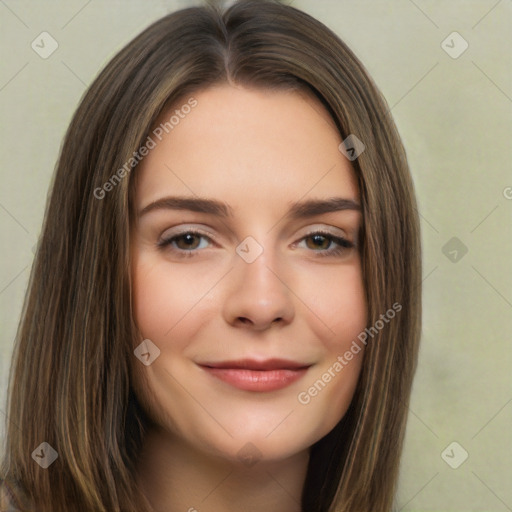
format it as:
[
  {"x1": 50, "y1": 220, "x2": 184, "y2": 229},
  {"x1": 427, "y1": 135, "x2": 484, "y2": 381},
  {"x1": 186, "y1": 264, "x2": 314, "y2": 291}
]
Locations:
[{"x1": 0, "y1": 1, "x2": 421, "y2": 510}]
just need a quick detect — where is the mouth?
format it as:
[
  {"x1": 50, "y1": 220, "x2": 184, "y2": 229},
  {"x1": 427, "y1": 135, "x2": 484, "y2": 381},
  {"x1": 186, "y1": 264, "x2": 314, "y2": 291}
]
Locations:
[{"x1": 198, "y1": 359, "x2": 311, "y2": 392}]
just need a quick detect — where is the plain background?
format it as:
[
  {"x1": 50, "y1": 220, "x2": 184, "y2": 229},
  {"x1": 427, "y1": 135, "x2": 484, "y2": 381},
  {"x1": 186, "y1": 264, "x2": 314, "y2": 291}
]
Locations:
[{"x1": 0, "y1": 1, "x2": 511, "y2": 510}]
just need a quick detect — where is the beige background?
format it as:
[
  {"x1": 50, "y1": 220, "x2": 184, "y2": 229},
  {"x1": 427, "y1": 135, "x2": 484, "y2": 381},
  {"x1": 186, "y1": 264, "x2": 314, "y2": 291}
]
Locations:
[{"x1": 1, "y1": 1, "x2": 511, "y2": 510}]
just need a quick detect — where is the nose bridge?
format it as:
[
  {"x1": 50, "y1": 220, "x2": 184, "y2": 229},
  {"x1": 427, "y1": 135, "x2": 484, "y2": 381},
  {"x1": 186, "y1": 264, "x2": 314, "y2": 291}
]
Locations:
[
  {"x1": 222, "y1": 236, "x2": 295, "y2": 329},
  {"x1": 238, "y1": 245, "x2": 279, "y2": 295}
]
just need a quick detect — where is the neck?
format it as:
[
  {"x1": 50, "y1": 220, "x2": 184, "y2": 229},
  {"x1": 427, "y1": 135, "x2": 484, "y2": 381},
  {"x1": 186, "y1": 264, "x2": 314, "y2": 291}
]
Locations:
[{"x1": 136, "y1": 426, "x2": 308, "y2": 512}]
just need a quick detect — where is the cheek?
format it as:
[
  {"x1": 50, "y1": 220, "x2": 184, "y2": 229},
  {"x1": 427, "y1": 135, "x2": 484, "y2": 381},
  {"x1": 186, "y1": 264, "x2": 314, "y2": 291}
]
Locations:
[
  {"x1": 130, "y1": 258, "x2": 215, "y2": 428},
  {"x1": 294, "y1": 260, "x2": 367, "y2": 424},
  {"x1": 132, "y1": 261, "x2": 175, "y2": 341},
  {"x1": 131, "y1": 257, "x2": 218, "y2": 344},
  {"x1": 299, "y1": 259, "x2": 367, "y2": 349},
  {"x1": 330, "y1": 268, "x2": 367, "y2": 351}
]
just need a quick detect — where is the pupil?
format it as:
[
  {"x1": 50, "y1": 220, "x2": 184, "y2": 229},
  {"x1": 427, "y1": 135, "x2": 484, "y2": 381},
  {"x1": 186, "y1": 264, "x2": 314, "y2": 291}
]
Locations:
[
  {"x1": 179, "y1": 234, "x2": 198, "y2": 249},
  {"x1": 310, "y1": 235, "x2": 328, "y2": 249}
]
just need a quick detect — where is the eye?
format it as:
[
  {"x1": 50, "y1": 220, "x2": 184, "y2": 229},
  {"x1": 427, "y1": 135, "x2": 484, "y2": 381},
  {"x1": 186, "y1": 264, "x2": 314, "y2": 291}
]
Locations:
[
  {"x1": 157, "y1": 230, "x2": 213, "y2": 256},
  {"x1": 156, "y1": 228, "x2": 354, "y2": 259},
  {"x1": 297, "y1": 231, "x2": 354, "y2": 257}
]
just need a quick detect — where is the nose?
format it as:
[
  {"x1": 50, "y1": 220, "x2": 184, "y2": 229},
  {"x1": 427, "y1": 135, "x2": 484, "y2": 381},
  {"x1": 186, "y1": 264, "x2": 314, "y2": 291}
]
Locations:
[{"x1": 222, "y1": 246, "x2": 295, "y2": 331}]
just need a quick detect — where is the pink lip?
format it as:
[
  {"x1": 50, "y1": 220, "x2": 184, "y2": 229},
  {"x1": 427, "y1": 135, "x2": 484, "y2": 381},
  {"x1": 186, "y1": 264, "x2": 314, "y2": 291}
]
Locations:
[{"x1": 198, "y1": 359, "x2": 311, "y2": 392}]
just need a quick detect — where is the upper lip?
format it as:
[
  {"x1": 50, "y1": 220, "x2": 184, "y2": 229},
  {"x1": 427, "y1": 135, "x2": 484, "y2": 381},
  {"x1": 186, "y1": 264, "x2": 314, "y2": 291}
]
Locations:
[{"x1": 199, "y1": 359, "x2": 311, "y2": 371}]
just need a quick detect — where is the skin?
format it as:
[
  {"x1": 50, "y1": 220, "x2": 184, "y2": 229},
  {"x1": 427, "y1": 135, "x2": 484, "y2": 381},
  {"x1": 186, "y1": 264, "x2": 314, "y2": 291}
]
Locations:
[{"x1": 130, "y1": 83, "x2": 367, "y2": 512}]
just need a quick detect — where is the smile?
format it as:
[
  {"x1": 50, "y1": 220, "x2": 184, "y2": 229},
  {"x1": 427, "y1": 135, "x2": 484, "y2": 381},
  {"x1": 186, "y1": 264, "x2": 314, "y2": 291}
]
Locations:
[{"x1": 198, "y1": 359, "x2": 311, "y2": 392}]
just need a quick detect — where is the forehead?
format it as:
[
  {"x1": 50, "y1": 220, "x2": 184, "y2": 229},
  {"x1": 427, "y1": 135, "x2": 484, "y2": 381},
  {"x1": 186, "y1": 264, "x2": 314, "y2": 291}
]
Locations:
[{"x1": 132, "y1": 84, "x2": 359, "y2": 211}]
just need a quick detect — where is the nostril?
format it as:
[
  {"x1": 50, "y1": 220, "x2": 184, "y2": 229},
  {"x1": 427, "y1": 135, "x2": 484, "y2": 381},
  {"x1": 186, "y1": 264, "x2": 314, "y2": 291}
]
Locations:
[{"x1": 237, "y1": 317, "x2": 283, "y2": 325}]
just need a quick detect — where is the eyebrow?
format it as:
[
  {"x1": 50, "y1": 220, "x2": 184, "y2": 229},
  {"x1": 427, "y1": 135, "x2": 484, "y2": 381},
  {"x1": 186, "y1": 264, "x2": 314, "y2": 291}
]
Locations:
[
  {"x1": 138, "y1": 196, "x2": 232, "y2": 218},
  {"x1": 287, "y1": 197, "x2": 361, "y2": 217},
  {"x1": 138, "y1": 196, "x2": 361, "y2": 219}
]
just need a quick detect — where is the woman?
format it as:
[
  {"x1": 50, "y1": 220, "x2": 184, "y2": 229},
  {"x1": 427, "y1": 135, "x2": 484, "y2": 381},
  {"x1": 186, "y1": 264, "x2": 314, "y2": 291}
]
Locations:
[{"x1": 0, "y1": 1, "x2": 421, "y2": 510}]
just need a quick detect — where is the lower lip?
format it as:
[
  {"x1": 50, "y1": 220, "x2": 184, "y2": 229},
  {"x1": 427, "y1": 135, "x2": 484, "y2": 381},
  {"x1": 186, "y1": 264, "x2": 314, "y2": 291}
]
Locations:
[{"x1": 201, "y1": 367, "x2": 308, "y2": 392}]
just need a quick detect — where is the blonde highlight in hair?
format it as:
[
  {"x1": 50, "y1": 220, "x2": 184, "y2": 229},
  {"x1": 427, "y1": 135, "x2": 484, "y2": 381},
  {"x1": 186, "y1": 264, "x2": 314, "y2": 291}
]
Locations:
[{"x1": 1, "y1": 1, "x2": 421, "y2": 510}]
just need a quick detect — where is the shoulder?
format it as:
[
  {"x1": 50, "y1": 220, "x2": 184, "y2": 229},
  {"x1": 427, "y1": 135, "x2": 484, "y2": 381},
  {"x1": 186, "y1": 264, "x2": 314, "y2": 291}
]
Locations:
[
  {"x1": 0, "y1": 478, "x2": 31, "y2": 511},
  {"x1": 0, "y1": 478, "x2": 18, "y2": 511}
]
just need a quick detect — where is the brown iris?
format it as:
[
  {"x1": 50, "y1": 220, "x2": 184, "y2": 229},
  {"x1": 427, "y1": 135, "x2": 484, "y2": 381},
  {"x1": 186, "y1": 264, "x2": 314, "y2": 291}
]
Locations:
[
  {"x1": 174, "y1": 233, "x2": 202, "y2": 250},
  {"x1": 305, "y1": 234, "x2": 331, "y2": 250}
]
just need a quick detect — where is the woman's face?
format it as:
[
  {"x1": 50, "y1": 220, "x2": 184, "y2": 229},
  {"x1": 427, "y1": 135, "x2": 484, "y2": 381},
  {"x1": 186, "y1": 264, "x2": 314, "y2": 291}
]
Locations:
[{"x1": 130, "y1": 84, "x2": 367, "y2": 464}]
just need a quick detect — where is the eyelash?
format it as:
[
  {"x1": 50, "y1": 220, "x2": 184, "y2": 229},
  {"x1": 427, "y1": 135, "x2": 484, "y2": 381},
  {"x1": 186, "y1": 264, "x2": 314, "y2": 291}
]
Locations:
[{"x1": 157, "y1": 229, "x2": 354, "y2": 258}]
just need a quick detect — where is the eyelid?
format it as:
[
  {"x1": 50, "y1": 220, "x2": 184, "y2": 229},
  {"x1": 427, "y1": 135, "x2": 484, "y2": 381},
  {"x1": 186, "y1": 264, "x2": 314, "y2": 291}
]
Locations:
[
  {"x1": 159, "y1": 223, "x2": 349, "y2": 238},
  {"x1": 156, "y1": 224, "x2": 356, "y2": 257},
  {"x1": 159, "y1": 224, "x2": 218, "y2": 243},
  {"x1": 295, "y1": 223, "x2": 353, "y2": 242},
  {"x1": 294, "y1": 231, "x2": 353, "y2": 248}
]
